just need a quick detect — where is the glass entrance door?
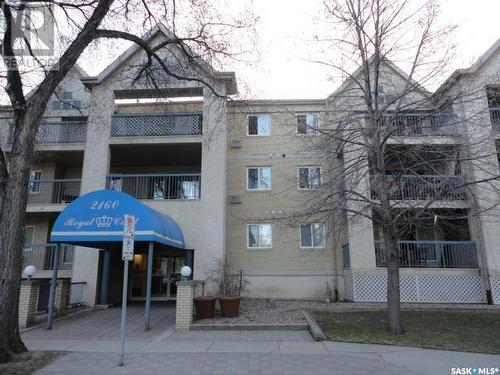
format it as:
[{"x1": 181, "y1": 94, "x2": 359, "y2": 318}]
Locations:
[{"x1": 129, "y1": 253, "x2": 185, "y2": 300}]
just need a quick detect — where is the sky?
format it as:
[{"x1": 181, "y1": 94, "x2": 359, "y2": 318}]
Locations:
[
  {"x1": 218, "y1": 0, "x2": 500, "y2": 100},
  {"x1": 3, "y1": 0, "x2": 498, "y2": 102}
]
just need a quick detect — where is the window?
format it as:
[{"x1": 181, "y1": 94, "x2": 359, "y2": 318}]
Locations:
[
  {"x1": 297, "y1": 113, "x2": 318, "y2": 134},
  {"x1": 298, "y1": 167, "x2": 321, "y2": 189},
  {"x1": 29, "y1": 171, "x2": 42, "y2": 193},
  {"x1": 24, "y1": 226, "x2": 34, "y2": 251},
  {"x1": 247, "y1": 167, "x2": 271, "y2": 190},
  {"x1": 247, "y1": 224, "x2": 272, "y2": 248},
  {"x1": 487, "y1": 88, "x2": 500, "y2": 126},
  {"x1": 300, "y1": 224, "x2": 325, "y2": 248},
  {"x1": 247, "y1": 114, "x2": 271, "y2": 136}
]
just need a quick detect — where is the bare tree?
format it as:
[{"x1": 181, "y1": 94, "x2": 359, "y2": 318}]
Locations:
[
  {"x1": 0, "y1": 0, "x2": 255, "y2": 362},
  {"x1": 267, "y1": 0, "x2": 500, "y2": 335}
]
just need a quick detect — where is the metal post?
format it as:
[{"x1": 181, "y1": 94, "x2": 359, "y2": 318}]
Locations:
[
  {"x1": 185, "y1": 250, "x2": 194, "y2": 280},
  {"x1": 47, "y1": 243, "x2": 60, "y2": 330},
  {"x1": 145, "y1": 242, "x2": 153, "y2": 331},
  {"x1": 119, "y1": 260, "x2": 129, "y2": 367},
  {"x1": 99, "y1": 250, "x2": 111, "y2": 305}
]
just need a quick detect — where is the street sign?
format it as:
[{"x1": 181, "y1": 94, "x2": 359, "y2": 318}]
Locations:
[
  {"x1": 119, "y1": 214, "x2": 135, "y2": 367},
  {"x1": 122, "y1": 214, "x2": 135, "y2": 261}
]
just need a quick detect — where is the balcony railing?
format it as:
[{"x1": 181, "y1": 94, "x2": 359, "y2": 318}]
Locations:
[
  {"x1": 383, "y1": 113, "x2": 457, "y2": 136},
  {"x1": 371, "y1": 175, "x2": 466, "y2": 200},
  {"x1": 489, "y1": 107, "x2": 500, "y2": 127},
  {"x1": 10, "y1": 121, "x2": 87, "y2": 144},
  {"x1": 111, "y1": 112, "x2": 202, "y2": 137},
  {"x1": 23, "y1": 243, "x2": 74, "y2": 271},
  {"x1": 375, "y1": 240, "x2": 477, "y2": 268},
  {"x1": 107, "y1": 173, "x2": 201, "y2": 200},
  {"x1": 28, "y1": 179, "x2": 81, "y2": 204}
]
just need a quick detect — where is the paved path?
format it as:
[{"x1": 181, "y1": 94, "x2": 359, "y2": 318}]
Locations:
[{"x1": 24, "y1": 305, "x2": 500, "y2": 375}]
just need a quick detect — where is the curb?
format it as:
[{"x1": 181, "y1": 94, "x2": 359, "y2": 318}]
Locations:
[
  {"x1": 302, "y1": 310, "x2": 326, "y2": 341},
  {"x1": 190, "y1": 323, "x2": 308, "y2": 331}
]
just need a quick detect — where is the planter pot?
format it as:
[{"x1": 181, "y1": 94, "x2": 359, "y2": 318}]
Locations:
[
  {"x1": 218, "y1": 295, "x2": 241, "y2": 318},
  {"x1": 194, "y1": 296, "x2": 216, "y2": 320}
]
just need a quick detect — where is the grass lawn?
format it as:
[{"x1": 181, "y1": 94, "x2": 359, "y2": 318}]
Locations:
[{"x1": 313, "y1": 309, "x2": 500, "y2": 354}]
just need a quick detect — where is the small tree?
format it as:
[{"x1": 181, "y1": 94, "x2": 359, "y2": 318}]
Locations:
[{"x1": 208, "y1": 259, "x2": 247, "y2": 296}]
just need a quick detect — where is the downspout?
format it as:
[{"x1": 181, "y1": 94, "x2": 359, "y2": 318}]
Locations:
[{"x1": 476, "y1": 213, "x2": 493, "y2": 304}]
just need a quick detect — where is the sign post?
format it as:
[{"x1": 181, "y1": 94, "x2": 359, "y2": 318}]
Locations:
[{"x1": 119, "y1": 214, "x2": 135, "y2": 367}]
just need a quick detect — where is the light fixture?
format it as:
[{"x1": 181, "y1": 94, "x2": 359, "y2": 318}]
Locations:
[
  {"x1": 24, "y1": 265, "x2": 36, "y2": 280},
  {"x1": 180, "y1": 266, "x2": 192, "y2": 280}
]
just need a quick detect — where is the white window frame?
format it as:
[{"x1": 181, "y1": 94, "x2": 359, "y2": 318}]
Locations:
[
  {"x1": 247, "y1": 223, "x2": 273, "y2": 249},
  {"x1": 296, "y1": 113, "x2": 319, "y2": 135},
  {"x1": 297, "y1": 166, "x2": 322, "y2": 190},
  {"x1": 299, "y1": 223, "x2": 326, "y2": 249},
  {"x1": 247, "y1": 114, "x2": 271, "y2": 136},
  {"x1": 29, "y1": 171, "x2": 42, "y2": 194},
  {"x1": 246, "y1": 167, "x2": 272, "y2": 191},
  {"x1": 24, "y1": 226, "x2": 35, "y2": 251}
]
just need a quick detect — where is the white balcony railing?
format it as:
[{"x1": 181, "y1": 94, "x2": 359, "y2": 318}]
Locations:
[
  {"x1": 371, "y1": 175, "x2": 466, "y2": 201},
  {"x1": 111, "y1": 112, "x2": 202, "y2": 137},
  {"x1": 10, "y1": 121, "x2": 87, "y2": 144},
  {"x1": 375, "y1": 240, "x2": 477, "y2": 268},
  {"x1": 28, "y1": 179, "x2": 81, "y2": 204},
  {"x1": 23, "y1": 243, "x2": 74, "y2": 271},
  {"x1": 107, "y1": 173, "x2": 201, "y2": 200}
]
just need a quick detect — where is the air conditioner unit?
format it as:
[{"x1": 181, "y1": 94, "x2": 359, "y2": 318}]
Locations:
[
  {"x1": 229, "y1": 195, "x2": 241, "y2": 204},
  {"x1": 230, "y1": 139, "x2": 242, "y2": 148}
]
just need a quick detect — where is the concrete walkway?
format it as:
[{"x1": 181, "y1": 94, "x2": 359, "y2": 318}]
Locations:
[
  {"x1": 24, "y1": 305, "x2": 500, "y2": 375},
  {"x1": 30, "y1": 338, "x2": 500, "y2": 375}
]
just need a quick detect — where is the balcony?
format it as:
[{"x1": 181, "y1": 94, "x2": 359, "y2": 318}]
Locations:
[
  {"x1": 107, "y1": 173, "x2": 201, "y2": 200},
  {"x1": 383, "y1": 113, "x2": 457, "y2": 136},
  {"x1": 23, "y1": 243, "x2": 74, "y2": 271},
  {"x1": 28, "y1": 179, "x2": 81, "y2": 204},
  {"x1": 375, "y1": 240, "x2": 477, "y2": 268},
  {"x1": 111, "y1": 112, "x2": 202, "y2": 137},
  {"x1": 10, "y1": 121, "x2": 87, "y2": 144},
  {"x1": 490, "y1": 107, "x2": 500, "y2": 127},
  {"x1": 371, "y1": 175, "x2": 466, "y2": 201}
]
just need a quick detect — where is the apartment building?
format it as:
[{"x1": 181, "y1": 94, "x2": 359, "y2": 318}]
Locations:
[{"x1": 2, "y1": 26, "x2": 500, "y2": 306}]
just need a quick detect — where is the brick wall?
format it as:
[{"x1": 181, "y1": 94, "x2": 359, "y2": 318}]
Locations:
[{"x1": 19, "y1": 281, "x2": 39, "y2": 328}]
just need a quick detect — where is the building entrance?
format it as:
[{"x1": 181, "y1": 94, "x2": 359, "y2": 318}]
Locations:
[{"x1": 130, "y1": 253, "x2": 185, "y2": 300}]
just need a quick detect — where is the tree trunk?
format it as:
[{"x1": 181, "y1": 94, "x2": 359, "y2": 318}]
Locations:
[
  {"x1": 383, "y1": 230, "x2": 403, "y2": 334},
  {"x1": 0, "y1": 151, "x2": 32, "y2": 363},
  {"x1": 0, "y1": 0, "x2": 115, "y2": 363}
]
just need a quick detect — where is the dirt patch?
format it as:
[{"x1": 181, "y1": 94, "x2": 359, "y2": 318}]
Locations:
[
  {"x1": 0, "y1": 351, "x2": 63, "y2": 375},
  {"x1": 194, "y1": 298, "x2": 332, "y2": 325}
]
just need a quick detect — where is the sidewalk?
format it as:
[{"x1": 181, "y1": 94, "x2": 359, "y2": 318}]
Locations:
[
  {"x1": 27, "y1": 330, "x2": 500, "y2": 375},
  {"x1": 23, "y1": 305, "x2": 500, "y2": 374}
]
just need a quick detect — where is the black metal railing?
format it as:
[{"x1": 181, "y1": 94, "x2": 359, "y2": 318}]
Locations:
[
  {"x1": 371, "y1": 175, "x2": 466, "y2": 200},
  {"x1": 28, "y1": 179, "x2": 81, "y2": 204},
  {"x1": 382, "y1": 113, "x2": 457, "y2": 136},
  {"x1": 9, "y1": 121, "x2": 87, "y2": 143},
  {"x1": 111, "y1": 112, "x2": 202, "y2": 137},
  {"x1": 23, "y1": 244, "x2": 74, "y2": 271},
  {"x1": 107, "y1": 173, "x2": 201, "y2": 200}
]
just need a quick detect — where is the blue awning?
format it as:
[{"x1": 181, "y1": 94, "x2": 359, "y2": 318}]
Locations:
[{"x1": 50, "y1": 190, "x2": 185, "y2": 249}]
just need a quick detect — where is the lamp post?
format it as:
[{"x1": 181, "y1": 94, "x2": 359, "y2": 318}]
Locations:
[
  {"x1": 180, "y1": 266, "x2": 192, "y2": 281},
  {"x1": 24, "y1": 265, "x2": 37, "y2": 280}
]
